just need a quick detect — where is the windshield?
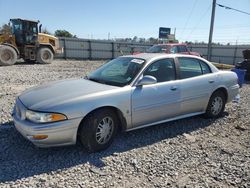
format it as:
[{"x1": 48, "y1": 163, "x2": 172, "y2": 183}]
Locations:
[
  {"x1": 11, "y1": 20, "x2": 23, "y2": 34},
  {"x1": 88, "y1": 57, "x2": 145, "y2": 87},
  {"x1": 11, "y1": 20, "x2": 38, "y2": 34},
  {"x1": 147, "y1": 45, "x2": 169, "y2": 53}
]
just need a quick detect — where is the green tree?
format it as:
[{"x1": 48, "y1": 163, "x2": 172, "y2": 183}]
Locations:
[
  {"x1": 132, "y1": 36, "x2": 138, "y2": 42},
  {"x1": 42, "y1": 27, "x2": 51, "y2": 35},
  {"x1": 148, "y1": 37, "x2": 158, "y2": 44},
  {"x1": 0, "y1": 24, "x2": 11, "y2": 34},
  {"x1": 54, "y1": 30, "x2": 76, "y2": 38},
  {"x1": 139, "y1": 38, "x2": 146, "y2": 43}
]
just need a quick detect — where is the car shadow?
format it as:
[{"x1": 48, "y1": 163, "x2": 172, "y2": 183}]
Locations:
[
  {"x1": 14, "y1": 61, "x2": 41, "y2": 65},
  {"x1": 0, "y1": 113, "x2": 227, "y2": 182}
]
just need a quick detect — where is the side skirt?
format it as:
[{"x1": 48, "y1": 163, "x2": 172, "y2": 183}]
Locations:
[{"x1": 126, "y1": 111, "x2": 205, "y2": 132}]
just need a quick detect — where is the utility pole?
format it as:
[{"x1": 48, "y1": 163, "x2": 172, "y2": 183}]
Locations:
[{"x1": 207, "y1": 0, "x2": 216, "y2": 61}]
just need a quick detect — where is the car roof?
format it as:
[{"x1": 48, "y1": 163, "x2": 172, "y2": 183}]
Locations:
[
  {"x1": 123, "y1": 53, "x2": 191, "y2": 61},
  {"x1": 122, "y1": 53, "x2": 219, "y2": 72},
  {"x1": 153, "y1": 43, "x2": 187, "y2": 46}
]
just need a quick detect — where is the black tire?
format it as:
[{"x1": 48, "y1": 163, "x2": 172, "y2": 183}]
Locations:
[
  {"x1": 0, "y1": 45, "x2": 17, "y2": 66},
  {"x1": 204, "y1": 91, "x2": 226, "y2": 118},
  {"x1": 79, "y1": 109, "x2": 118, "y2": 152},
  {"x1": 37, "y1": 47, "x2": 54, "y2": 64}
]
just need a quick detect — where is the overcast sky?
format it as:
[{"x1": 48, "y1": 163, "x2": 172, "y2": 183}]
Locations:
[{"x1": 0, "y1": 0, "x2": 249, "y2": 44}]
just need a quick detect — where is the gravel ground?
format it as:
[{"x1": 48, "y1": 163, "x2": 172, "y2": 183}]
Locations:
[{"x1": 0, "y1": 60, "x2": 249, "y2": 187}]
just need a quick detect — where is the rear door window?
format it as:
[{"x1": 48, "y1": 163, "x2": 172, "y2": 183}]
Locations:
[
  {"x1": 199, "y1": 60, "x2": 211, "y2": 74},
  {"x1": 178, "y1": 57, "x2": 203, "y2": 79}
]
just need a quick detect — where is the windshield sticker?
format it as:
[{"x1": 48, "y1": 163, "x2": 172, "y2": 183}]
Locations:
[
  {"x1": 131, "y1": 59, "x2": 144, "y2": 64},
  {"x1": 126, "y1": 77, "x2": 131, "y2": 81}
]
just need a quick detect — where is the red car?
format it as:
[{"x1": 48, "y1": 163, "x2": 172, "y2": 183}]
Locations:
[{"x1": 146, "y1": 43, "x2": 201, "y2": 57}]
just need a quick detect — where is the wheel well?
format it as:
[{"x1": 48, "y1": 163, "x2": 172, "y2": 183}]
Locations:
[
  {"x1": 213, "y1": 87, "x2": 228, "y2": 102},
  {"x1": 38, "y1": 44, "x2": 55, "y2": 54},
  {"x1": 77, "y1": 106, "x2": 127, "y2": 137}
]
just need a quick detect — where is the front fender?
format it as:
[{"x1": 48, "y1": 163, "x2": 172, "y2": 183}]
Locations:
[{"x1": 48, "y1": 86, "x2": 133, "y2": 129}]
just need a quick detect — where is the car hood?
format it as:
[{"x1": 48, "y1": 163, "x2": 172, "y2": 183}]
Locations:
[{"x1": 19, "y1": 78, "x2": 118, "y2": 111}]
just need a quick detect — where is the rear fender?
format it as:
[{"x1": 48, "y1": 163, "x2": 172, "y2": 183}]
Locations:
[{"x1": 0, "y1": 43, "x2": 20, "y2": 57}]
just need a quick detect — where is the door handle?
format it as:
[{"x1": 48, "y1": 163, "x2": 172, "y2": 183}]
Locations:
[
  {"x1": 170, "y1": 86, "x2": 178, "y2": 91},
  {"x1": 208, "y1": 80, "x2": 214, "y2": 83}
]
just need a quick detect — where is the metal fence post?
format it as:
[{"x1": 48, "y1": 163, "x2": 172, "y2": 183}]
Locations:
[
  {"x1": 63, "y1": 38, "x2": 67, "y2": 59},
  {"x1": 88, "y1": 40, "x2": 92, "y2": 60},
  {"x1": 131, "y1": 45, "x2": 134, "y2": 54},
  {"x1": 111, "y1": 42, "x2": 115, "y2": 59},
  {"x1": 233, "y1": 45, "x2": 238, "y2": 65}
]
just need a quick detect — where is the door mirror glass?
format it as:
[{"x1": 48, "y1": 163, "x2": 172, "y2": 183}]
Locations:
[{"x1": 137, "y1": 75, "x2": 157, "y2": 86}]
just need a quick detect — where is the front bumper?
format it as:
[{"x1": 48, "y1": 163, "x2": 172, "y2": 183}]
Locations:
[
  {"x1": 13, "y1": 100, "x2": 82, "y2": 147},
  {"x1": 55, "y1": 47, "x2": 64, "y2": 54}
]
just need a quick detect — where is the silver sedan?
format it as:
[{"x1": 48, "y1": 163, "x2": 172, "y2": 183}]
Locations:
[{"x1": 13, "y1": 53, "x2": 239, "y2": 152}]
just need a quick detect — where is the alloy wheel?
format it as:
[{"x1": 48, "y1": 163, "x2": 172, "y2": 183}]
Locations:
[
  {"x1": 211, "y1": 96, "x2": 223, "y2": 115},
  {"x1": 95, "y1": 116, "x2": 114, "y2": 144}
]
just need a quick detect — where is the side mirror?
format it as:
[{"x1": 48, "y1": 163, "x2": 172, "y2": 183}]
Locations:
[{"x1": 137, "y1": 75, "x2": 157, "y2": 86}]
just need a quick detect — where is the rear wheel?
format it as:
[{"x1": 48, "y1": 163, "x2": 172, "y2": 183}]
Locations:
[
  {"x1": 79, "y1": 109, "x2": 118, "y2": 152},
  {"x1": 205, "y1": 91, "x2": 226, "y2": 118},
  {"x1": 37, "y1": 47, "x2": 54, "y2": 64},
  {"x1": 0, "y1": 45, "x2": 17, "y2": 66}
]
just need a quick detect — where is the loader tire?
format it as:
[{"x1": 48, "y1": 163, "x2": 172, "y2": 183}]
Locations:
[
  {"x1": 37, "y1": 47, "x2": 54, "y2": 64},
  {"x1": 0, "y1": 45, "x2": 17, "y2": 66}
]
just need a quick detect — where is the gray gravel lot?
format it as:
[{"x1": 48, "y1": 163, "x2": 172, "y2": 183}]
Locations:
[{"x1": 0, "y1": 60, "x2": 249, "y2": 187}]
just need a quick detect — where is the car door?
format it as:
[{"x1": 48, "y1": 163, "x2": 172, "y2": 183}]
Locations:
[
  {"x1": 177, "y1": 57, "x2": 217, "y2": 115},
  {"x1": 131, "y1": 58, "x2": 181, "y2": 127}
]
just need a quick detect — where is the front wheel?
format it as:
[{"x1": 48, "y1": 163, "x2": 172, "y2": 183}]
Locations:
[
  {"x1": 79, "y1": 109, "x2": 118, "y2": 152},
  {"x1": 37, "y1": 47, "x2": 54, "y2": 64},
  {"x1": 204, "y1": 91, "x2": 226, "y2": 118}
]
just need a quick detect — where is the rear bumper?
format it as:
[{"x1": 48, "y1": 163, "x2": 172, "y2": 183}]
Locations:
[{"x1": 13, "y1": 114, "x2": 82, "y2": 148}]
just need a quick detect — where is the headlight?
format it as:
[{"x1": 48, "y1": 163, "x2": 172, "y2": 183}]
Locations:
[{"x1": 26, "y1": 110, "x2": 67, "y2": 123}]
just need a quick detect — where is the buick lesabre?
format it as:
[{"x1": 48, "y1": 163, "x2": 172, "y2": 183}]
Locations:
[{"x1": 13, "y1": 53, "x2": 239, "y2": 152}]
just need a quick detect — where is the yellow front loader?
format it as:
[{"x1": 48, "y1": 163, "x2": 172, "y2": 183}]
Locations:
[{"x1": 0, "y1": 18, "x2": 63, "y2": 66}]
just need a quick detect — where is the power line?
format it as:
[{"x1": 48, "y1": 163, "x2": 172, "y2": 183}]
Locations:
[
  {"x1": 176, "y1": 25, "x2": 250, "y2": 30},
  {"x1": 184, "y1": 4, "x2": 212, "y2": 41},
  {"x1": 217, "y1": 3, "x2": 250, "y2": 16},
  {"x1": 180, "y1": 0, "x2": 198, "y2": 39}
]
